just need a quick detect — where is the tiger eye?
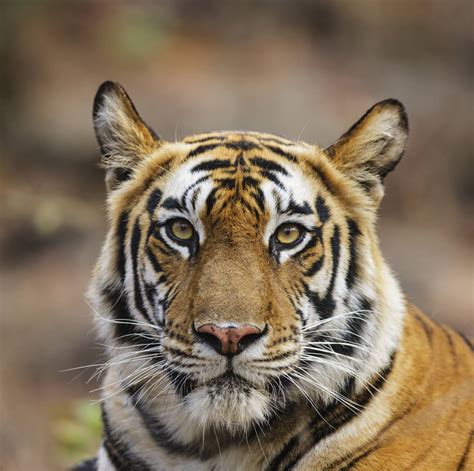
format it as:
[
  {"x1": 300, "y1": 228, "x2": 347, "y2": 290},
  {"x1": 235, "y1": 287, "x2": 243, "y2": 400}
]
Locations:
[
  {"x1": 169, "y1": 219, "x2": 194, "y2": 241},
  {"x1": 275, "y1": 223, "x2": 303, "y2": 245}
]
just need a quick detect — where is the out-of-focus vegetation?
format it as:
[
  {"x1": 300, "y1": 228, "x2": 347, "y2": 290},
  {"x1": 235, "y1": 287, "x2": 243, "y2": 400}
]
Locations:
[
  {"x1": 1, "y1": 1, "x2": 472, "y2": 469},
  {"x1": 54, "y1": 401, "x2": 102, "y2": 468}
]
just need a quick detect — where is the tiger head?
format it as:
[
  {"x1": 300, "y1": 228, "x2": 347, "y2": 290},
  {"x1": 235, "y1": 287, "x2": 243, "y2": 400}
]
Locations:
[{"x1": 89, "y1": 82, "x2": 408, "y2": 438}]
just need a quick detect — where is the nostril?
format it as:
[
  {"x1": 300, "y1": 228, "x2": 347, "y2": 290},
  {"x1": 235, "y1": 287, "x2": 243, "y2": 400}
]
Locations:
[
  {"x1": 194, "y1": 329, "x2": 223, "y2": 354},
  {"x1": 236, "y1": 329, "x2": 265, "y2": 352},
  {"x1": 194, "y1": 323, "x2": 267, "y2": 356}
]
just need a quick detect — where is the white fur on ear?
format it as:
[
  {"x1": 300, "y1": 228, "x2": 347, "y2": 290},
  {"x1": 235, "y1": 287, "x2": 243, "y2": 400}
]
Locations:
[
  {"x1": 93, "y1": 81, "x2": 161, "y2": 190},
  {"x1": 326, "y1": 99, "x2": 408, "y2": 199}
]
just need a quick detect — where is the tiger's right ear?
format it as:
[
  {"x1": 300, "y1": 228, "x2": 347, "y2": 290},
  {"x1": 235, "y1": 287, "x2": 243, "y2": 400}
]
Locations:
[{"x1": 93, "y1": 81, "x2": 161, "y2": 191}]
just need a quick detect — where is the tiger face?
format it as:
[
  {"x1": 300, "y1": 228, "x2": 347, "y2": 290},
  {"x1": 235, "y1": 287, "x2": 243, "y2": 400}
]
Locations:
[{"x1": 90, "y1": 82, "x2": 408, "y2": 440}]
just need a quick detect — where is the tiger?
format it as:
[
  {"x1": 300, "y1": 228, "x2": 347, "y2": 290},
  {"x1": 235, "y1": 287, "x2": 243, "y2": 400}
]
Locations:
[{"x1": 74, "y1": 81, "x2": 473, "y2": 471}]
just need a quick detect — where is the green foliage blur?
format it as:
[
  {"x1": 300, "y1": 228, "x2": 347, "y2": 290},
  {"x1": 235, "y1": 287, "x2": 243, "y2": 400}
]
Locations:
[{"x1": 54, "y1": 401, "x2": 102, "y2": 467}]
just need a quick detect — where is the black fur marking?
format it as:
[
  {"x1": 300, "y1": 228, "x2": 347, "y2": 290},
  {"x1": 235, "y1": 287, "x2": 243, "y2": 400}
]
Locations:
[
  {"x1": 242, "y1": 176, "x2": 260, "y2": 188},
  {"x1": 262, "y1": 144, "x2": 298, "y2": 162},
  {"x1": 250, "y1": 157, "x2": 289, "y2": 175},
  {"x1": 257, "y1": 136, "x2": 297, "y2": 146},
  {"x1": 131, "y1": 219, "x2": 151, "y2": 322},
  {"x1": 306, "y1": 225, "x2": 340, "y2": 320},
  {"x1": 278, "y1": 356, "x2": 394, "y2": 470},
  {"x1": 268, "y1": 435, "x2": 300, "y2": 470},
  {"x1": 146, "y1": 246, "x2": 163, "y2": 273},
  {"x1": 102, "y1": 285, "x2": 150, "y2": 345},
  {"x1": 304, "y1": 254, "x2": 325, "y2": 277},
  {"x1": 309, "y1": 163, "x2": 335, "y2": 195},
  {"x1": 191, "y1": 159, "x2": 232, "y2": 173},
  {"x1": 259, "y1": 169, "x2": 285, "y2": 188},
  {"x1": 187, "y1": 143, "x2": 220, "y2": 159},
  {"x1": 126, "y1": 387, "x2": 210, "y2": 460},
  {"x1": 345, "y1": 218, "x2": 361, "y2": 289},
  {"x1": 315, "y1": 195, "x2": 330, "y2": 223},
  {"x1": 457, "y1": 430, "x2": 473, "y2": 470},
  {"x1": 205, "y1": 187, "x2": 218, "y2": 215},
  {"x1": 339, "y1": 445, "x2": 379, "y2": 470},
  {"x1": 330, "y1": 298, "x2": 372, "y2": 356},
  {"x1": 165, "y1": 368, "x2": 197, "y2": 397},
  {"x1": 287, "y1": 199, "x2": 313, "y2": 216},
  {"x1": 161, "y1": 197, "x2": 185, "y2": 212},
  {"x1": 71, "y1": 457, "x2": 98, "y2": 471},
  {"x1": 224, "y1": 140, "x2": 262, "y2": 151},
  {"x1": 116, "y1": 211, "x2": 129, "y2": 280},
  {"x1": 146, "y1": 188, "x2": 162, "y2": 215},
  {"x1": 102, "y1": 406, "x2": 152, "y2": 471},
  {"x1": 185, "y1": 135, "x2": 225, "y2": 144}
]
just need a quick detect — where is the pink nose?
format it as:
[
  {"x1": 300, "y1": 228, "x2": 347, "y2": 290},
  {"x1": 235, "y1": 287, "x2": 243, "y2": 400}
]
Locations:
[{"x1": 195, "y1": 323, "x2": 264, "y2": 355}]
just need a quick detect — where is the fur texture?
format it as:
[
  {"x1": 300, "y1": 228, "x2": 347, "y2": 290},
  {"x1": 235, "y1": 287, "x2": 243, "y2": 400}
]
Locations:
[{"x1": 76, "y1": 82, "x2": 473, "y2": 471}]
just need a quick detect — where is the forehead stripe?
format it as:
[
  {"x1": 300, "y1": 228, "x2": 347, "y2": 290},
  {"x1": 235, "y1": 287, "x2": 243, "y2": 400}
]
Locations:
[
  {"x1": 186, "y1": 143, "x2": 221, "y2": 159},
  {"x1": 191, "y1": 159, "x2": 231, "y2": 173},
  {"x1": 262, "y1": 144, "x2": 297, "y2": 162},
  {"x1": 249, "y1": 157, "x2": 289, "y2": 175}
]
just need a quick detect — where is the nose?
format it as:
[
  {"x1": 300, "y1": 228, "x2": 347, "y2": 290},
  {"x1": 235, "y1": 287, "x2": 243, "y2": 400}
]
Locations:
[{"x1": 195, "y1": 323, "x2": 265, "y2": 356}]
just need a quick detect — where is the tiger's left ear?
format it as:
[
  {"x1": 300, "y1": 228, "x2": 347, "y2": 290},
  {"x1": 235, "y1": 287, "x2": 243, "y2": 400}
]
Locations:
[
  {"x1": 326, "y1": 99, "x2": 408, "y2": 204},
  {"x1": 93, "y1": 81, "x2": 162, "y2": 192}
]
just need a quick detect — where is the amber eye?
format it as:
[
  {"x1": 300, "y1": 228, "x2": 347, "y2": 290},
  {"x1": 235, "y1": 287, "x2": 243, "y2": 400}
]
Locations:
[
  {"x1": 274, "y1": 223, "x2": 304, "y2": 246},
  {"x1": 168, "y1": 218, "x2": 194, "y2": 241}
]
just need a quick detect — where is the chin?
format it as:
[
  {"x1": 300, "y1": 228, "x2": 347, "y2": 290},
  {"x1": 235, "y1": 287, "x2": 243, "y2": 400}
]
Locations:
[{"x1": 183, "y1": 374, "x2": 272, "y2": 434}]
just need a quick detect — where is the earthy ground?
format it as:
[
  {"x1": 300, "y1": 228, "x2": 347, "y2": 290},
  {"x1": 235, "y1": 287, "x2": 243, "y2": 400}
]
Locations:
[{"x1": 1, "y1": 2, "x2": 473, "y2": 469}]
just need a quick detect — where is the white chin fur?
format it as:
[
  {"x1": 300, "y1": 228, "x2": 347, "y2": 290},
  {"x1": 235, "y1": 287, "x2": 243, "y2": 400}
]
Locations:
[{"x1": 184, "y1": 382, "x2": 271, "y2": 434}]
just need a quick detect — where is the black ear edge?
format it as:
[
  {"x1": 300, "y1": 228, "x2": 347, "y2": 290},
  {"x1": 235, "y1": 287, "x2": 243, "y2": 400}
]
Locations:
[
  {"x1": 326, "y1": 98, "x2": 409, "y2": 159},
  {"x1": 92, "y1": 81, "x2": 161, "y2": 160},
  {"x1": 92, "y1": 80, "x2": 120, "y2": 121}
]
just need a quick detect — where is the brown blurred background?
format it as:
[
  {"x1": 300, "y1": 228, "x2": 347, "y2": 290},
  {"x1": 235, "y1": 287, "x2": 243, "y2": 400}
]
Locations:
[{"x1": 1, "y1": 1, "x2": 473, "y2": 469}]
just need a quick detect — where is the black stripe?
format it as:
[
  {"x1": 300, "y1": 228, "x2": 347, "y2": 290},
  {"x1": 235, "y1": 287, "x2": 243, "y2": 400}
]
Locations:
[
  {"x1": 252, "y1": 187, "x2": 266, "y2": 212},
  {"x1": 116, "y1": 211, "x2": 129, "y2": 279},
  {"x1": 185, "y1": 135, "x2": 225, "y2": 144},
  {"x1": 345, "y1": 218, "x2": 360, "y2": 289},
  {"x1": 102, "y1": 286, "x2": 149, "y2": 345},
  {"x1": 146, "y1": 188, "x2": 162, "y2": 215},
  {"x1": 287, "y1": 199, "x2": 313, "y2": 216},
  {"x1": 131, "y1": 219, "x2": 151, "y2": 322},
  {"x1": 191, "y1": 159, "x2": 232, "y2": 173},
  {"x1": 304, "y1": 254, "x2": 324, "y2": 277},
  {"x1": 272, "y1": 359, "x2": 394, "y2": 470},
  {"x1": 340, "y1": 445, "x2": 379, "y2": 470},
  {"x1": 205, "y1": 187, "x2": 218, "y2": 215},
  {"x1": 457, "y1": 430, "x2": 473, "y2": 470},
  {"x1": 224, "y1": 140, "x2": 261, "y2": 151},
  {"x1": 309, "y1": 163, "x2": 335, "y2": 195},
  {"x1": 259, "y1": 169, "x2": 285, "y2": 188},
  {"x1": 306, "y1": 225, "x2": 340, "y2": 320},
  {"x1": 181, "y1": 175, "x2": 210, "y2": 209},
  {"x1": 146, "y1": 246, "x2": 162, "y2": 273},
  {"x1": 250, "y1": 156, "x2": 289, "y2": 175},
  {"x1": 102, "y1": 407, "x2": 152, "y2": 471},
  {"x1": 71, "y1": 457, "x2": 97, "y2": 471},
  {"x1": 262, "y1": 144, "x2": 298, "y2": 162},
  {"x1": 187, "y1": 143, "x2": 220, "y2": 159},
  {"x1": 126, "y1": 387, "x2": 209, "y2": 460},
  {"x1": 258, "y1": 136, "x2": 297, "y2": 146},
  {"x1": 330, "y1": 298, "x2": 371, "y2": 356},
  {"x1": 242, "y1": 176, "x2": 260, "y2": 189},
  {"x1": 315, "y1": 195, "x2": 330, "y2": 223},
  {"x1": 161, "y1": 197, "x2": 184, "y2": 211},
  {"x1": 268, "y1": 435, "x2": 299, "y2": 470}
]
